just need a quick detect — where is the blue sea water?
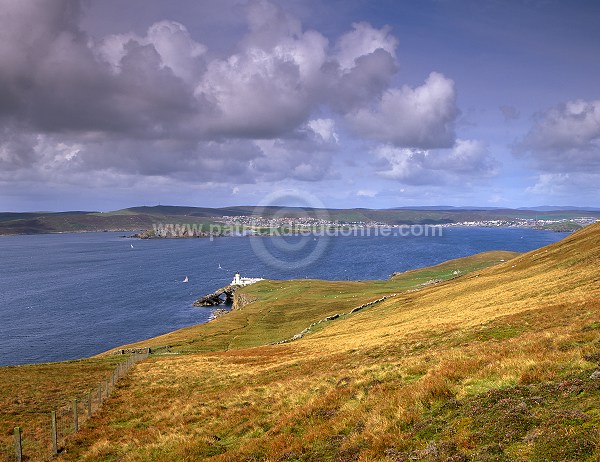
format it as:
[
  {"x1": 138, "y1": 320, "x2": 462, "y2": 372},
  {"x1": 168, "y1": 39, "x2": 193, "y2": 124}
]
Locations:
[{"x1": 0, "y1": 228, "x2": 568, "y2": 366}]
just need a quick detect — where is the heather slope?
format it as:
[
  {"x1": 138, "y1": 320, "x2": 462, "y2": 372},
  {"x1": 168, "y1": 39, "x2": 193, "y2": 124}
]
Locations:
[{"x1": 56, "y1": 223, "x2": 600, "y2": 461}]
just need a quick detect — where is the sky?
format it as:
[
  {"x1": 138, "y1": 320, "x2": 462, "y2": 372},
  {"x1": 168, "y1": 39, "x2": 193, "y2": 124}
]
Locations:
[{"x1": 0, "y1": 0, "x2": 599, "y2": 212}]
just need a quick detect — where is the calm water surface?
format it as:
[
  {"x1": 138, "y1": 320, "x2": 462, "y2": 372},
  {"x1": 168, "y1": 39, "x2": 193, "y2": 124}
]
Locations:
[{"x1": 0, "y1": 228, "x2": 568, "y2": 366}]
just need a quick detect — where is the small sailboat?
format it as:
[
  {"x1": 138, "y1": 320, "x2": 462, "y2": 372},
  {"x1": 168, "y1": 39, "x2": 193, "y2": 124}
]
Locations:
[
  {"x1": 183, "y1": 276, "x2": 189, "y2": 283},
  {"x1": 130, "y1": 244, "x2": 134, "y2": 249},
  {"x1": 218, "y1": 264, "x2": 222, "y2": 269}
]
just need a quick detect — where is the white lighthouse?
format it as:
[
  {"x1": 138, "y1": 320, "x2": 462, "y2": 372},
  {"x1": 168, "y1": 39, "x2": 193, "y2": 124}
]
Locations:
[{"x1": 231, "y1": 272, "x2": 264, "y2": 286}]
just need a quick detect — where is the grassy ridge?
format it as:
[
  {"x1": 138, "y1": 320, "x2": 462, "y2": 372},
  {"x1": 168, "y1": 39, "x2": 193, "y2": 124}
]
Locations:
[
  {"x1": 49, "y1": 224, "x2": 599, "y2": 461},
  {"x1": 111, "y1": 251, "x2": 518, "y2": 353}
]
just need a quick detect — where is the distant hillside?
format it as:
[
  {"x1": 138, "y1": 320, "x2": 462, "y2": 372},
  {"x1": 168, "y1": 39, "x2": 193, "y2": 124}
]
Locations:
[
  {"x1": 518, "y1": 205, "x2": 600, "y2": 212},
  {"x1": 0, "y1": 208, "x2": 215, "y2": 235},
  {"x1": 1, "y1": 205, "x2": 599, "y2": 235}
]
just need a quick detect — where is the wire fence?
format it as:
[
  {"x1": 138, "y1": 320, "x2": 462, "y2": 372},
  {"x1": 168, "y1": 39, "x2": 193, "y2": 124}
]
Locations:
[{"x1": 1, "y1": 350, "x2": 150, "y2": 462}]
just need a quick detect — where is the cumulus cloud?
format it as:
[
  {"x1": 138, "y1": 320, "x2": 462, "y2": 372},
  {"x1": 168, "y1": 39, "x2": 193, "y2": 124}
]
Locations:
[
  {"x1": 193, "y1": 41, "x2": 323, "y2": 138},
  {"x1": 435, "y1": 139, "x2": 499, "y2": 175},
  {"x1": 97, "y1": 20, "x2": 207, "y2": 84},
  {"x1": 0, "y1": 123, "x2": 338, "y2": 188},
  {"x1": 526, "y1": 172, "x2": 600, "y2": 201},
  {"x1": 192, "y1": 7, "x2": 398, "y2": 138},
  {"x1": 326, "y1": 48, "x2": 398, "y2": 113},
  {"x1": 0, "y1": 0, "x2": 468, "y2": 195},
  {"x1": 516, "y1": 99, "x2": 600, "y2": 172},
  {"x1": 307, "y1": 119, "x2": 339, "y2": 143},
  {"x1": 347, "y1": 72, "x2": 459, "y2": 149},
  {"x1": 252, "y1": 119, "x2": 339, "y2": 182},
  {"x1": 375, "y1": 146, "x2": 432, "y2": 184},
  {"x1": 375, "y1": 139, "x2": 498, "y2": 185},
  {"x1": 334, "y1": 22, "x2": 398, "y2": 71}
]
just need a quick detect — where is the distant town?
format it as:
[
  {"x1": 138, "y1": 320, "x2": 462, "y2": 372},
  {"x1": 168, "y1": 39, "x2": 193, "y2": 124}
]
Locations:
[
  {"x1": 441, "y1": 217, "x2": 599, "y2": 230},
  {"x1": 218, "y1": 215, "x2": 599, "y2": 233}
]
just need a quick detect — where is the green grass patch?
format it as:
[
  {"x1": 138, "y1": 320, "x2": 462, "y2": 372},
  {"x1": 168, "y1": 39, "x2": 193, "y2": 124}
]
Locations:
[{"x1": 118, "y1": 251, "x2": 520, "y2": 354}]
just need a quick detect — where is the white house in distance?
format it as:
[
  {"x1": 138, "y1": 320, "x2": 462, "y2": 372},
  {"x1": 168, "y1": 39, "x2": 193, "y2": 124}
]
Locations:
[{"x1": 231, "y1": 272, "x2": 264, "y2": 287}]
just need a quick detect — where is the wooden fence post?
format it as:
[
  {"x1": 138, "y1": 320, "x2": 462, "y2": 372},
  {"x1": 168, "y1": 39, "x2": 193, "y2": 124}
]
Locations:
[
  {"x1": 87, "y1": 393, "x2": 92, "y2": 418},
  {"x1": 72, "y1": 399, "x2": 79, "y2": 432},
  {"x1": 105, "y1": 379, "x2": 110, "y2": 399},
  {"x1": 51, "y1": 411, "x2": 58, "y2": 455},
  {"x1": 14, "y1": 427, "x2": 22, "y2": 462}
]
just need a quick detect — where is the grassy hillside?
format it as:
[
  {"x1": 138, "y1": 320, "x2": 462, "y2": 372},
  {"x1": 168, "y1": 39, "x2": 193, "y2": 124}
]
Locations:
[
  {"x1": 0, "y1": 212, "x2": 216, "y2": 235},
  {"x1": 0, "y1": 357, "x2": 126, "y2": 457},
  {"x1": 110, "y1": 251, "x2": 519, "y2": 353},
  {"x1": 36, "y1": 223, "x2": 598, "y2": 461}
]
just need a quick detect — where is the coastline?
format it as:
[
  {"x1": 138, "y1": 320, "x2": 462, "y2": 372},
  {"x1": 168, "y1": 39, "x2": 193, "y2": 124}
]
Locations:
[{"x1": 0, "y1": 227, "x2": 577, "y2": 367}]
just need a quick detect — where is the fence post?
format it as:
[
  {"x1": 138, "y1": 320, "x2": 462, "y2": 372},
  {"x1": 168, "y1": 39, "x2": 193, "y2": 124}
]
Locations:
[
  {"x1": 73, "y1": 399, "x2": 79, "y2": 432},
  {"x1": 105, "y1": 379, "x2": 110, "y2": 399},
  {"x1": 87, "y1": 393, "x2": 92, "y2": 418},
  {"x1": 51, "y1": 411, "x2": 58, "y2": 455},
  {"x1": 14, "y1": 427, "x2": 22, "y2": 462}
]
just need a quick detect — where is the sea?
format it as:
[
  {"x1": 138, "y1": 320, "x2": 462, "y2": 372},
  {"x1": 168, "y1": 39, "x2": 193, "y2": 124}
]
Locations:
[{"x1": 0, "y1": 228, "x2": 568, "y2": 367}]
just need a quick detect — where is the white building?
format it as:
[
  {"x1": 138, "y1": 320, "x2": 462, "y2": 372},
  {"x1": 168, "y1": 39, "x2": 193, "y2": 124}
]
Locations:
[{"x1": 231, "y1": 272, "x2": 264, "y2": 286}]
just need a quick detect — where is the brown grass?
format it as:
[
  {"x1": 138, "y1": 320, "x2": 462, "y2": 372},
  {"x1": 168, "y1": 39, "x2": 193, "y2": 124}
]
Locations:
[
  {"x1": 0, "y1": 356, "x2": 125, "y2": 458},
  {"x1": 48, "y1": 223, "x2": 600, "y2": 461},
  {"x1": 107, "y1": 250, "x2": 520, "y2": 354},
  {"x1": 3, "y1": 225, "x2": 600, "y2": 461}
]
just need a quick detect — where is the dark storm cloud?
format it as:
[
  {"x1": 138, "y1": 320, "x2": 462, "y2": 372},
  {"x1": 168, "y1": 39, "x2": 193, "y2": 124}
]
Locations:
[
  {"x1": 0, "y1": 0, "x2": 198, "y2": 136},
  {"x1": 0, "y1": 123, "x2": 38, "y2": 171}
]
